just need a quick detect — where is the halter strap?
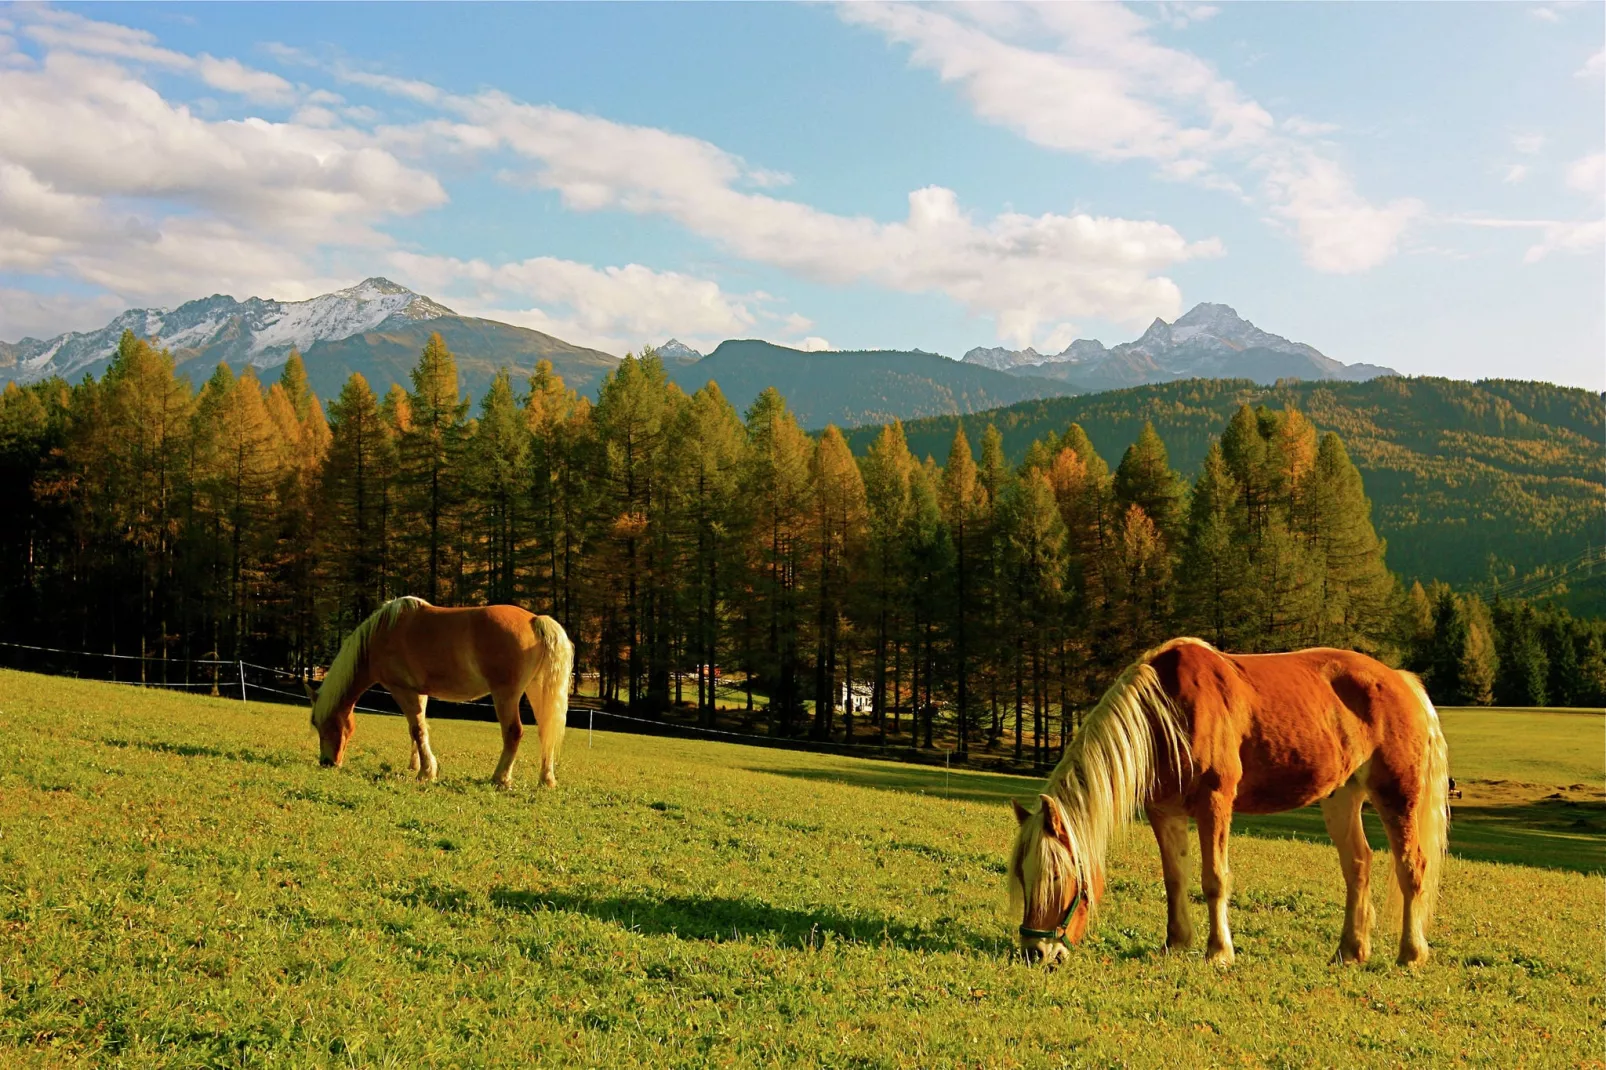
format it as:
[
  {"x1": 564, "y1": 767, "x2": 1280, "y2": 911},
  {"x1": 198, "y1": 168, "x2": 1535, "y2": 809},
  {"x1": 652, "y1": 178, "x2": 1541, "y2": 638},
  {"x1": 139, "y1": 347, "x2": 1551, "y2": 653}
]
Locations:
[{"x1": 1018, "y1": 885, "x2": 1085, "y2": 946}]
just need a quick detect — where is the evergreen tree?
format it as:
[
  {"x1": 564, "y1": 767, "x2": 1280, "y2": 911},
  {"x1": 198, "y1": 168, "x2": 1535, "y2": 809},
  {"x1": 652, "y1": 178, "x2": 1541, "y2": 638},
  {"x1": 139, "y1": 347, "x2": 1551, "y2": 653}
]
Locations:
[
  {"x1": 859, "y1": 420, "x2": 916, "y2": 743},
  {"x1": 322, "y1": 373, "x2": 397, "y2": 624},
  {"x1": 1113, "y1": 421, "x2": 1186, "y2": 546},
  {"x1": 1180, "y1": 443, "x2": 1250, "y2": 648},
  {"x1": 400, "y1": 333, "x2": 469, "y2": 603},
  {"x1": 939, "y1": 424, "x2": 982, "y2": 755},
  {"x1": 469, "y1": 369, "x2": 530, "y2": 604},
  {"x1": 1493, "y1": 600, "x2": 1548, "y2": 706},
  {"x1": 811, "y1": 425, "x2": 867, "y2": 740},
  {"x1": 1307, "y1": 432, "x2": 1393, "y2": 649}
]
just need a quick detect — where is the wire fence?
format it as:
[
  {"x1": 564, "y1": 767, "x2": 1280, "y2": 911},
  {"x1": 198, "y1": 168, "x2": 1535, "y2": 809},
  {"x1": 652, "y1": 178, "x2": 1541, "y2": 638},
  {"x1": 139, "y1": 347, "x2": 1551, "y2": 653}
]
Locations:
[{"x1": 0, "y1": 638, "x2": 1053, "y2": 775}]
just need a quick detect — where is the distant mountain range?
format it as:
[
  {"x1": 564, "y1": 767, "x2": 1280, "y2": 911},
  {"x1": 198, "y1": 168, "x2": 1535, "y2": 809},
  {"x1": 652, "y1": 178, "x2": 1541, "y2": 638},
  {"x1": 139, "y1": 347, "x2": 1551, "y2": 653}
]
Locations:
[
  {"x1": 0, "y1": 278, "x2": 618, "y2": 402},
  {"x1": 962, "y1": 303, "x2": 1396, "y2": 392},
  {"x1": 663, "y1": 339, "x2": 1068, "y2": 428},
  {"x1": 5, "y1": 283, "x2": 1397, "y2": 428}
]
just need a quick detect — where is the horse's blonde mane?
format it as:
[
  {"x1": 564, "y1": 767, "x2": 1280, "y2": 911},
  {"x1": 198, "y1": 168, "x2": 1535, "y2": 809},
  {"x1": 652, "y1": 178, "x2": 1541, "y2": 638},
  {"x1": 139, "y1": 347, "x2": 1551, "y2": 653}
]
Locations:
[
  {"x1": 311, "y1": 596, "x2": 428, "y2": 727},
  {"x1": 1011, "y1": 637, "x2": 1203, "y2": 921}
]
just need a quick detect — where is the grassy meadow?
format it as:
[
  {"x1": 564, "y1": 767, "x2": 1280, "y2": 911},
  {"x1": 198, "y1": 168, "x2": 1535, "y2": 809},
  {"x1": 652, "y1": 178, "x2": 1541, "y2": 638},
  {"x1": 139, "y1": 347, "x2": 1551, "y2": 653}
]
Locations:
[{"x1": 1, "y1": 670, "x2": 1601, "y2": 1068}]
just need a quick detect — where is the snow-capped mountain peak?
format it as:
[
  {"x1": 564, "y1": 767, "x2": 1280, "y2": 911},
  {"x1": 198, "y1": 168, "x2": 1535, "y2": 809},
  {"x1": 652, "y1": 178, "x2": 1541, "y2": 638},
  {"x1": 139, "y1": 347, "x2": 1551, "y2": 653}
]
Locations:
[
  {"x1": 654, "y1": 338, "x2": 704, "y2": 364},
  {"x1": 1, "y1": 278, "x2": 455, "y2": 384},
  {"x1": 958, "y1": 302, "x2": 1396, "y2": 390}
]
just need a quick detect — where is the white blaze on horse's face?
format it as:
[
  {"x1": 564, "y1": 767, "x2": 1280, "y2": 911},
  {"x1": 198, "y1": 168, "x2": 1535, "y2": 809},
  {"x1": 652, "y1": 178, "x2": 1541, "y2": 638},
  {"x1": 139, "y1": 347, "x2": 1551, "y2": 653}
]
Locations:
[{"x1": 1011, "y1": 795, "x2": 1084, "y2": 966}]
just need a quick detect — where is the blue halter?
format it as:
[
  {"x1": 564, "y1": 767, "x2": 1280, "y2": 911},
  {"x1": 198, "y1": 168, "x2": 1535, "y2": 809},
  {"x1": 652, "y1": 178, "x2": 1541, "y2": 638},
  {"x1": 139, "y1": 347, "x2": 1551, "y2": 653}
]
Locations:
[{"x1": 1018, "y1": 885, "x2": 1085, "y2": 947}]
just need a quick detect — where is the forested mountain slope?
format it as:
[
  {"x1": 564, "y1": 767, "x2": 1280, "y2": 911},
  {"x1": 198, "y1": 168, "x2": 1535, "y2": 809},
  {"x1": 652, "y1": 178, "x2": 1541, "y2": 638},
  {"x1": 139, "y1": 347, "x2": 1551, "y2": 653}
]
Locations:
[{"x1": 846, "y1": 377, "x2": 1605, "y2": 601}]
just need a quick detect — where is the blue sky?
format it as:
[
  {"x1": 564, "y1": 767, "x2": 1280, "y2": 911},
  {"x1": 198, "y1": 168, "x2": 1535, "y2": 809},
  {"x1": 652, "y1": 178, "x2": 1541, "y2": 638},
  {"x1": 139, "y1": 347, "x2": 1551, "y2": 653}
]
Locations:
[{"x1": 1, "y1": 2, "x2": 1602, "y2": 387}]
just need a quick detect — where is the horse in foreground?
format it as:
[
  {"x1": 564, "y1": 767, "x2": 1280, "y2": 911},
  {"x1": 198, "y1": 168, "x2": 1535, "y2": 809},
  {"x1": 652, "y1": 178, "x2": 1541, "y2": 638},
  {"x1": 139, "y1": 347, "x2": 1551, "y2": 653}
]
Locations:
[
  {"x1": 1009, "y1": 638, "x2": 1449, "y2": 967},
  {"x1": 308, "y1": 597, "x2": 575, "y2": 788}
]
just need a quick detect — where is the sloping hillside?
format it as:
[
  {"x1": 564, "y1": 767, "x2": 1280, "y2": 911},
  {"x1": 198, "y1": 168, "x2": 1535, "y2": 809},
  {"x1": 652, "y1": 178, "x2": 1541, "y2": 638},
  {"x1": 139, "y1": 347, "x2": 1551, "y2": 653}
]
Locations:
[
  {"x1": 846, "y1": 377, "x2": 1605, "y2": 601},
  {"x1": 667, "y1": 340, "x2": 1071, "y2": 427}
]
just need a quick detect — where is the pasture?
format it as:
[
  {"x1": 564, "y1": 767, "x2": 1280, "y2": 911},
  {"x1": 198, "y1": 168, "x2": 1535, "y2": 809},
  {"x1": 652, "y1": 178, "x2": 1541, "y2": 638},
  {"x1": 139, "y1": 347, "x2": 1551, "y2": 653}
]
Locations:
[{"x1": 2, "y1": 670, "x2": 1601, "y2": 1068}]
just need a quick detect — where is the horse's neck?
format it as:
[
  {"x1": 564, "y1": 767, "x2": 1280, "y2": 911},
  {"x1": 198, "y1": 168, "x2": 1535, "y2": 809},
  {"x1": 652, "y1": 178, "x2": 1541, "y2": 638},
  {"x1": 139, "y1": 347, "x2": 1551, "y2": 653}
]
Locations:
[{"x1": 334, "y1": 655, "x2": 375, "y2": 713}]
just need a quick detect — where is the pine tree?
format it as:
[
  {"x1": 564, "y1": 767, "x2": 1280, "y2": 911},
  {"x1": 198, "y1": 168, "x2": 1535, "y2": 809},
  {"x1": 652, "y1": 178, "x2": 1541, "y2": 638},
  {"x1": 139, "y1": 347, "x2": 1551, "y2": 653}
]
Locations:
[
  {"x1": 1180, "y1": 442, "x2": 1250, "y2": 648},
  {"x1": 469, "y1": 369, "x2": 530, "y2": 604},
  {"x1": 811, "y1": 425, "x2": 867, "y2": 740},
  {"x1": 1429, "y1": 589, "x2": 1497, "y2": 705},
  {"x1": 1001, "y1": 469, "x2": 1066, "y2": 762},
  {"x1": 859, "y1": 420, "x2": 916, "y2": 743},
  {"x1": 1113, "y1": 421, "x2": 1186, "y2": 546},
  {"x1": 1307, "y1": 432, "x2": 1393, "y2": 649},
  {"x1": 671, "y1": 381, "x2": 746, "y2": 725},
  {"x1": 1493, "y1": 600, "x2": 1548, "y2": 706},
  {"x1": 939, "y1": 425, "x2": 982, "y2": 755},
  {"x1": 742, "y1": 387, "x2": 814, "y2": 733},
  {"x1": 400, "y1": 333, "x2": 469, "y2": 603},
  {"x1": 322, "y1": 373, "x2": 397, "y2": 624}
]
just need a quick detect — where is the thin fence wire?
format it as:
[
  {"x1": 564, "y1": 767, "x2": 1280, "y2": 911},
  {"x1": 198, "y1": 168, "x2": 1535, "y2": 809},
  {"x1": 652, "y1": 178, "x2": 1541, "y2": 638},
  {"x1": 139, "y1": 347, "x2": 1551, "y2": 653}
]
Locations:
[{"x1": 0, "y1": 638, "x2": 1046, "y2": 771}]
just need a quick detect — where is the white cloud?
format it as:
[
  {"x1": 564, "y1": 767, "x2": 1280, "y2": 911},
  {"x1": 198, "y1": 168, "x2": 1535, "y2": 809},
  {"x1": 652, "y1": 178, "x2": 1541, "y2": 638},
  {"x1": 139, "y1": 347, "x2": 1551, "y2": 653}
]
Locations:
[
  {"x1": 1503, "y1": 163, "x2": 1530, "y2": 184},
  {"x1": 0, "y1": 286, "x2": 130, "y2": 341},
  {"x1": 1449, "y1": 215, "x2": 1606, "y2": 262},
  {"x1": 1531, "y1": 7, "x2": 1561, "y2": 22},
  {"x1": 1566, "y1": 151, "x2": 1605, "y2": 197},
  {"x1": 355, "y1": 76, "x2": 1218, "y2": 347},
  {"x1": 1580, "y1": 47, "x2": 1605, "y2": 77},
  {"x1": 798, "y1": 336, "x2": 835, "y2": 352},
  {"x1": 21, "y1": 9, "x2": 295, "y2": 103},
  {"x1": 1154, "y1": 4, "x2": 1220, "y2": 30},
  {"x1": 841, "y1": 2, "x2": 1419, "y2": 275},
  {"x1": 387, "y1": 252, "x2": 764, "y2": 356}
]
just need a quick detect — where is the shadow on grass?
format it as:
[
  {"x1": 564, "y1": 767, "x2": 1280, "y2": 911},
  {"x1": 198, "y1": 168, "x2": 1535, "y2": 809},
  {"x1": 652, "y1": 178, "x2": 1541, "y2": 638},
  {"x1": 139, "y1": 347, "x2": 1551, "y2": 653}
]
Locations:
[
  {"x1": 743, "y1": 763, "x2": 1040, "y2": 807},
  {"x1": 102, "y1": 737, "x2": 295, "y2": 767},
  {"x1": 750, "y1": 764, "x2": 1604, "y2": 875},
  {"x1": 488, "y1": 887, "x2": 1006, "y2": 955}
]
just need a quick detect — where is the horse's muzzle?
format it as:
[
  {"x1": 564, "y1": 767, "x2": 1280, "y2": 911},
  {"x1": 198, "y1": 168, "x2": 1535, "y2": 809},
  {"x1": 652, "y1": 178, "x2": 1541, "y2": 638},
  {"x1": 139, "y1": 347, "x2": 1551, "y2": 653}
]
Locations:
[{"x1": 319, "y1": 755, "x2": 336, "y2": 768}]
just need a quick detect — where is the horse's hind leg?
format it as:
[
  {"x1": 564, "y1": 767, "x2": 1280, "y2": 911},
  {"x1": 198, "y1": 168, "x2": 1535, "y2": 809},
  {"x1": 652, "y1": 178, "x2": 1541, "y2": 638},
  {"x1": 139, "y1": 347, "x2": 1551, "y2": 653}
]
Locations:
[
  {"x1": 526, "y1": 679, "x2": 565, "y2": 789},
  {"x1": 1320, "y1": 774, "x2": 1374, "y2": 964},
  {"x1": 1367, "y1": 774, "x2": 1433, "y2": 967},
  {"x1": 490, "y1": 690, "x2": 525, "y2": 788},
  {"x1": 394, "y1": 689, "x2": 437, "y2": 782},
  {"x1": 1196, "y1": 790, "x2": 1236, "y2": 966},
  {"x1": 1146, "y1": 804, "x2": 1194, "y2": 952}
]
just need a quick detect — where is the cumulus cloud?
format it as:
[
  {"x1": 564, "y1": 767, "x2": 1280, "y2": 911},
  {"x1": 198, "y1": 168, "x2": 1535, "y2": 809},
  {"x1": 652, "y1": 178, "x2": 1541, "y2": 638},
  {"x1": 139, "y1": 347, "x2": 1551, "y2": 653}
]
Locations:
[
  {"x1": 1580, "y1": 47, "x2": 1605, "y2": 77},
  {"x1": 1566, "y1": 151, "x2": 1605, "y2": 198},
  {"x1": 842, "y1": 2, "x2": 1418, "y2": 274},
  {"x1": 361, "y1": 85, "x2": 1218, "y2": 346},
  {"x1": 1503, "y1": 164, "x2": 1530, "y2": 184},
  {"x1": 386, "y1": 252, "x2": 764, "y2": 355}
]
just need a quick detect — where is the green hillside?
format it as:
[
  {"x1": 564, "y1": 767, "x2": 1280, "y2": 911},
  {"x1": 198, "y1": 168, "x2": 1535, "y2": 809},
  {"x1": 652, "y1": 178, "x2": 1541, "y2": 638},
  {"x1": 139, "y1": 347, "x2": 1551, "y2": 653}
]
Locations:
[
  {"x1": 667, "y1": 340, "x2": 1072, "y2": 429},
  {"x1": 845, "y1": 377, "x2": 1605, "y2": 601},
  {"x1": 294, "y1": 316, "x2": 619, "y2": 402}
]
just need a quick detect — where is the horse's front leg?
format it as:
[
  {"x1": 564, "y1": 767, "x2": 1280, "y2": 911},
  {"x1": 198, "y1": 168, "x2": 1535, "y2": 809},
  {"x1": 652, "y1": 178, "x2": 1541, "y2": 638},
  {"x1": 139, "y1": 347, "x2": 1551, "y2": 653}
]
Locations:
[
  {"x1": 490, "y1": 691, "x2": 524, "y2": 788},
  {"x1": 1146, "y1": 804, "x2": 1194, "y2": 952},
  {"x1": 393, "y1": 689, "x2": 437, "y2": 782},
  {"x1": 1197, "y1": 791, "x2": 1235, "y2": 966}
]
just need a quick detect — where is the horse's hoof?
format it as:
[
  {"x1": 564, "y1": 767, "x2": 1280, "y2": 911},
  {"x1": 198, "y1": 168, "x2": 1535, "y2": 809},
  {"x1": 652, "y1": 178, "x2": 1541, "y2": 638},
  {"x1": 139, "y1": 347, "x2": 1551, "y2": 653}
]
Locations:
[
  {"x1": 1396, "y1": 945, "x2": 1430, "y2": 968},
  {"x1": 1206, "y1": 947, "x2": 1235, "y2": 967},
  {"x1": 1331, "y1": 942, "x2": 1369, "y2": 965}
]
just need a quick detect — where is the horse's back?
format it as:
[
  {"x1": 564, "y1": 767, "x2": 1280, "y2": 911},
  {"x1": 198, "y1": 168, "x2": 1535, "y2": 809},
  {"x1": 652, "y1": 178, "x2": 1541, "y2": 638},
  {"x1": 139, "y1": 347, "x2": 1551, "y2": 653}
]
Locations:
[
  {"x1": 382, "y1": 603, "x2": 544, "y2": 698},
  {"x1": 1153, "y1": 642, "x2": 1427, "y2": 815}
]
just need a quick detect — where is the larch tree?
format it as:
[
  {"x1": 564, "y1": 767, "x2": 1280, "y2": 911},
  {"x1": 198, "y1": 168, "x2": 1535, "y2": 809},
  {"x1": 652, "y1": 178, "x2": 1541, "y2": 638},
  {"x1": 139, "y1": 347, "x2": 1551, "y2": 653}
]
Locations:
[
  {"x1": 939, "y1": 424, "x2": 982, "y2": 755},
  {"x1": 400, "y1": 333, "x2": 469, "y2": 604},
  {"x1": 810, "y1": 425, "x2": 868, "y2": 741}
]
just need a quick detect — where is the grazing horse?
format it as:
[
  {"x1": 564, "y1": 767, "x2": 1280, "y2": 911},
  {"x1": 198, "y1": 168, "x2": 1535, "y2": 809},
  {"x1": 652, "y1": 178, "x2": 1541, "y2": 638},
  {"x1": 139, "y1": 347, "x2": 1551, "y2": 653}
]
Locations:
[
  {"x1": 1009, "y1": 638, "x2": 1449, "y2": 968},
  {"x1": 307, "y1": 597, "x2": 575, "y2": 788}
]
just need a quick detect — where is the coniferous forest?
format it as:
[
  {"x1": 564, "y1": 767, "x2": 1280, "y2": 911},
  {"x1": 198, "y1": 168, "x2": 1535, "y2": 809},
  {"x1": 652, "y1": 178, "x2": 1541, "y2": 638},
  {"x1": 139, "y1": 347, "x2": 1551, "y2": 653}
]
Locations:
[{"x1": 1, "y1": 331, "x2": 1601, "y2": 762}]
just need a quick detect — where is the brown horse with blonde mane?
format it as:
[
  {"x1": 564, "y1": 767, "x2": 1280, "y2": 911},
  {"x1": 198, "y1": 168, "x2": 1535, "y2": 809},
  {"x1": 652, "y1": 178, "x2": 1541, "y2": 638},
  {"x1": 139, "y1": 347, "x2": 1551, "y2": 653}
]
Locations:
[
  {"x1": 1010, "y1": 637, "x2": 1449, "y2": 967},
  {"x1": 307, "y1": 597, "x2": 575, "y2": 788}
]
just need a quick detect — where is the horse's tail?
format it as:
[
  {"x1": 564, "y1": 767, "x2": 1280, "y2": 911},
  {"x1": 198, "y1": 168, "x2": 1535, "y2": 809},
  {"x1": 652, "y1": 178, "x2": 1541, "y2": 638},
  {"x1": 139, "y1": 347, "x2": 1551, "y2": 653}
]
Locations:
[
  {"x1": 1398, "y1": 670, "x2": 1450, "y2": 929},
  {"x1": 529, "y1": 615, "x2": 575, "y2": 777}
]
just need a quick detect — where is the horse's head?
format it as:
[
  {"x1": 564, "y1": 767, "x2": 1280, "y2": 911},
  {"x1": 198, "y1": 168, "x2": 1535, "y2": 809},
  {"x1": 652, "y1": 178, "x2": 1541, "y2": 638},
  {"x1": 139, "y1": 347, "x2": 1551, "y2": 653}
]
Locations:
[
  {"x1": 306, "y1": 681, "x2": 353, "y2": 768},
  {"x1": 1009, "y1": 794, "x2": 1098, "y2": 966}
]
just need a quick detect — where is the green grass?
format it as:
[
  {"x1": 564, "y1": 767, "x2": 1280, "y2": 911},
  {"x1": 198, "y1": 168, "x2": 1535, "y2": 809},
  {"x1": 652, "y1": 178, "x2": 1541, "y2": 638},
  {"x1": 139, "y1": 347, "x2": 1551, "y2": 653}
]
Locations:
[{"x1": 2, "y1": 670, "x2": 1601, "y2": 1068}]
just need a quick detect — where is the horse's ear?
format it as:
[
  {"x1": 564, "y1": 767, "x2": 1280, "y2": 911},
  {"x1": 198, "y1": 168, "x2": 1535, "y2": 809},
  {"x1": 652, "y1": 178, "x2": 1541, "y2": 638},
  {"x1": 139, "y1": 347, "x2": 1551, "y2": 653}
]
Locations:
[
  {"x1": 1039, "y1": 794, "x2": 1069, "y2": 844},
  {"x1": 1010, "y1": 798, "x2": 1031, "y2": 824}
]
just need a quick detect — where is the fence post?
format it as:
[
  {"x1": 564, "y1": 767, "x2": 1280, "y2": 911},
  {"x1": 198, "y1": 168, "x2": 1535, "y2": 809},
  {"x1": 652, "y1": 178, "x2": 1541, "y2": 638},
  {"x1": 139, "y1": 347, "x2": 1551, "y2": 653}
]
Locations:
[
  {"x1": 238, "y1": 661, "x2": 247, "y2": 705},
  {"x1": 589, "y1": 706, "x2": 594, "y2": 748},
  {"x1": 945, "y1": 749, "x2": 950, "y2": 799}
]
